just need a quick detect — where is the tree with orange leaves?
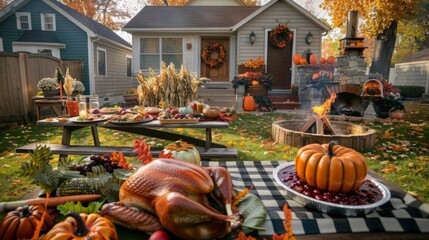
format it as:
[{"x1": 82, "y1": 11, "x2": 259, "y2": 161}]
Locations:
[
  {"x1": 143, "y1": 0, "x2": 257, "y2": 6},
  {"x1": 60, "y1": 0, "x2": 130, "y2": 31},
  {"x1": 0, "y1": 0, "x2": 11, "y2": 9},
  {"x1": 321, "y1": 0, "x2": 421, "y2": 80}
]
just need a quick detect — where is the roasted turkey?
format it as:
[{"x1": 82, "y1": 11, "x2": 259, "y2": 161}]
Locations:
[{"x1": 101, "y1": 159, "x2": 241, "y2": 239}]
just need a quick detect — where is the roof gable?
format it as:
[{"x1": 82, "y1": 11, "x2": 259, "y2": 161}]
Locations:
[
  {"x1": 398, "y1": 48, "x2": 429, "y2": 63},
  {"x1": 186, "y1": 0, "x2": 245, "y2": 6},
  {"x1": 0, "y1": 0, "x2": 130, "y2": 48}
]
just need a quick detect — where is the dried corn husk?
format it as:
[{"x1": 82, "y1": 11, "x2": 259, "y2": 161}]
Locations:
[{"x1": 64, "y1": 68, "x2": 76, "y2": 100}]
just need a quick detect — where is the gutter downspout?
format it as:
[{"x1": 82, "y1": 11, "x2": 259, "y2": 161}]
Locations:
[{"x1": 88, "y1": 35, "x2": 100, "y2": 95}]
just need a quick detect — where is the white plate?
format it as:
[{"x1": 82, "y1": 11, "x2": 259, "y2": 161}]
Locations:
[
  {"x1": 69, "y1": 116, "x2": 107, "y2": 123},
  {"x1": 110, "y1": 115, "x2": 153, "y2": 124}
]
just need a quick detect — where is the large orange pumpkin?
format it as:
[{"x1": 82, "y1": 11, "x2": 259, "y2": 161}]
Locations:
[
  {"x1": 295, "y1": 142, "x2": 367, "y2": 193},
  {"x1": 42, "y1": 212, "x2": 118, "y2": 240},
  {"x1": 326, "y1": 56, "x2": 336, "y2": 64},
  {"x1": 293, "y1": 54, "x2": 302, "y2": 65},
  {"x1": 309, "y1": 54, "x2": 318, "y2": 65},
  {"x1": 319, "y1": 57, "x2": 327, "y2": 64},
  {"x1": 243, "y1": 95, "x2": 256, "y2": 111},
  {"x1": 0, "y1": 205, "x2": 54, "y2": 240}
]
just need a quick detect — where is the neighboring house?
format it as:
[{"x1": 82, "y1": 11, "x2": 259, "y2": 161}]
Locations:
[
  {"x1": 394, "y1": 48, "x2": 429, "y2": 94},
  {"x1": 0, "y1": 0, "x2": 132, "y2": 104},
  {"x1": 123, "y1": 0, "x2": 330, "y2": 95}
]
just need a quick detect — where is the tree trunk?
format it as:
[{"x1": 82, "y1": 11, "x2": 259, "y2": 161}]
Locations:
[{"x1": 369, "y1": 21, "x2": 398, "y2": 81}]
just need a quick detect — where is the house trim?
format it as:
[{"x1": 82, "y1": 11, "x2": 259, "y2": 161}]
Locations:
[
  {"x1": 0, "y1": 37, "x2": 4, "y2": 51},
  {"x1": 96, "y1": 47, "x2": 107, "y2": 77},
  {"x1": 124, "y1": 27, "x2": 233, "y2": 33},
  {"x1": 232, "y1": 0, "x2": 330, "y2": 32},
  {"x1": 12, "y1": 41, "x2": 65, "y2": 48}
]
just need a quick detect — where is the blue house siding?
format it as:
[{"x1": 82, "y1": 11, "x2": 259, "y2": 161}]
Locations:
[{"x1": 0, "y1": 0, "x2": 90, "y2": 94}]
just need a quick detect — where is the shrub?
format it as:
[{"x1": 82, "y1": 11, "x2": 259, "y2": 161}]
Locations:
[{"x1": 393, "y1": 85, "x2": 425, "y2": 99}]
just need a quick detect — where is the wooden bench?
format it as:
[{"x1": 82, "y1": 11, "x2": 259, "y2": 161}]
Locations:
[{"x1": 16, "y1": 143, "x2": 238, "y2": 160}]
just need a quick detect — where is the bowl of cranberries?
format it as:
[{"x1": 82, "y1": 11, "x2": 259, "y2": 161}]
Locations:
[{"x1": 273, "y1": 162, "x2": 391, "y2": 216}]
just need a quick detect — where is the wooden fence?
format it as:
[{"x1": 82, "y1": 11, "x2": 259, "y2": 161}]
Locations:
[{"x1": 0, "y1": 52, "x2": 83, "y2": 124}]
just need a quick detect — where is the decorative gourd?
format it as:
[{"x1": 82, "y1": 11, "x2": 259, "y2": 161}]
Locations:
[
  {"x1": 312, "y1": 73, "x2": 319, "y2": 80},
  {"x1": 251, "y1": 80, "x2": 260, "y2": 86},
  {"x1": 161, "y1": 140, "x2": 201, "y2": 165},
  {"x1": 295, "y1": 142, "x2": 367, "y2": 193},
  {"x1": 42, "y1": 212, "x2": 118, "y2": 240},
  {"x1": 179, "y1": 106, "x2": 194, "y2": 115},
  {"x1": 309, "y1": 54, "x2": 318, "y2": 65},
  {"x1": 357, "y1": 42, "x2": 364, "y2": 47},
  {"x1": 350, "y1": 42, "x2": 356, "y2": 47},
  {"x1": 203, "y1": 107, "x2": 221, "y2": 119},
  {"x1": 319, "y1": 57, "x2": 327, "y2": 64},
  {"x1": 326, "y1": 56, "x2": 336, "y2": 64},
  {"x1": 0, "y1": 205, "x2": 54, "y2": 240},
  {"x1": 243, "y1": 95, "x2": 256, "y2": 111},
  {"x1": 299, "y1": 58, "x2": 307, "y2": 65},
  {"x1": 293, "y1": 54, "x2": 302, "y2": 65}
]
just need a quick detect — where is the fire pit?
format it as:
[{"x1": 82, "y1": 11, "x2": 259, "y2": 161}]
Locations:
[{"x1": 272, "y1": 94, "x2": 376, "y2": 151}]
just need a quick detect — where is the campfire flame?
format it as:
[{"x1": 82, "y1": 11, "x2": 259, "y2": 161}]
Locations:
[{"x1": 312, "y1": 93, "x2": 336, "y2": 117}]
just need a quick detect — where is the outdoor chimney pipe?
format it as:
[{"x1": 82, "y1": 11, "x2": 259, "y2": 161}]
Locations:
[{"x1": 346, "y1": 10, "x2": 359, "y2": 38}]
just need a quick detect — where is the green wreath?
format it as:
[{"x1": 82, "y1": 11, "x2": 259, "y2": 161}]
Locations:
[
  {"x1": 201, "y1": 42, "x2": 226, "y2": 68},
  {"x1": 269, "y1": 24, "x2": 293, "y2": 49}
]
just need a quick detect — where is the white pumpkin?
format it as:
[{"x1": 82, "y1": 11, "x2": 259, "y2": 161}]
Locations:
[
  {"x1": 161, "y1": 140, "x2": 201, "y2": 165},
  {"x1": 178, "y1": 106, "x2": 194, "y2": 115}
]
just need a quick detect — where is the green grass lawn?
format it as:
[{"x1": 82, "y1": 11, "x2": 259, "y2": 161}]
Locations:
[{"x1": 0, "y1": 102, "x2": 428, "y2": 204}]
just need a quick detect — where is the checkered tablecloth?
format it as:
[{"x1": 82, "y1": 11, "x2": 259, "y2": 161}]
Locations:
[{"x1": 201, "y1": 161, "x2": 429, "y2": 237}]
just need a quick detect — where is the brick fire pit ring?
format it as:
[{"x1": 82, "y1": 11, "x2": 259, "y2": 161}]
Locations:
[{"x1": 272, "y1": 120, "x2": 376, "y2": 151}]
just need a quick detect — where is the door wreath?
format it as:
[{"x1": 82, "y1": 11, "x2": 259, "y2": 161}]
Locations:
[
  {"x1": 269, "y1": 24, "x2": 293, "y2": 49},
  {"x1": 201, "y1": 42, "x2": 226, "y2": 68}
]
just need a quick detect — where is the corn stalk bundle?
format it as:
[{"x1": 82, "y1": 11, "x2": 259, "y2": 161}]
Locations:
[{"x1": 64, "y1": 68, "x2": 76, "y2": 100}]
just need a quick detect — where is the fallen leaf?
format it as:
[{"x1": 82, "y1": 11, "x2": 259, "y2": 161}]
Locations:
[{"x1": 413, "y1": 166, "x2": 424, "y2": 173}]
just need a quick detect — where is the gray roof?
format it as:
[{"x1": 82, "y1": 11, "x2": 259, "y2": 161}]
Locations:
[
  {"x1": 17, "y1": 30, "x2": 63, "y2": 44},
  {"x1": 123, "y1": 6, "x2": 260, "y2": 29},
  {"x1": 398, "y1": 48, "x2": 429, "y2": 63},
  {"x1": 47, "y1": 0, "x2": 130, "y2": 47}
]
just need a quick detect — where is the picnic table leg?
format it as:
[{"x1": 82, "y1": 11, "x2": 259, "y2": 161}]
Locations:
[
  {"x1": 91, "y1": 126, "x2": 100, "y2": 146},
  {"x1": 206, "y1": 128, "x2": 212, "y2": 149}
]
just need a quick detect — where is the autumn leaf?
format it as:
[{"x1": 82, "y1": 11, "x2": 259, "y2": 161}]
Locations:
[
  {"x1": 413, "y1": 166, "x2": 424, "y2": 173},
  {"x1": 381, "y1": 163, "x2": 396, "y2": 173}
]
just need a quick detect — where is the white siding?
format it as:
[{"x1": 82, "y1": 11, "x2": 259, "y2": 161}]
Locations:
[
  {"x1": 12, "y1": 44, "x2": 61, "y2": 58},
  {"x1": 395, "y1": 61, "x2": 429, "y2": 93},
  {"x1": 236, "y1": 1, "x2": 325, "y2": 83},
  {"x1": 188, "y1": 0, "x2": 242, "y2": 6},
  {"x1": 93, "y1": 40, "x2": 133, "y2": 99}
]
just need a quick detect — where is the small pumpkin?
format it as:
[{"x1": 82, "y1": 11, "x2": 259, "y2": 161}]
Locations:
[
  {"x1": 299, "y1": 58, "x2": 307, "y2": 65},
  {"x1": 295, "y1": 142, "x2": 367, "y2": 193},
  {"x1": 42, "y1": 212, "x2": 118, "y2": 240},
  {"x1": 350, "y1": 42, "x2": 356, "y2": 47},
  {"x1": 326, "y1": 56, "x2": 336, "y2": 64},
  {"x1": 251, "y1": 80, "x2": 260, "y2": 86},
  {"x1": 312, "y1": 73, "x2": 319, "y2": 80},
  {"x1": 179, "y1": 106, "x2": 194, "y2": 115},
  {"x1": 161, "y1": 140, "x2": 201, "y2": 165},
  {"x1": 203, "y1": 107, "x2": 221, "y2": 119},
  {"x1": 357, "y1": 42, "x2": 364, "y2": 47},
  {"x1": 243, "y1": 94, "x2": 256, "y2": 111},
  {"x1": 293, "y1": 54, "x2": 302, "y2": 65},
  {"x1": 309, "y1": 54, "x2": 318, "y2": 65},
  {"x1": 0, "y1": 205, "x2": 54, "y2": 240},
  {"x1": 319, "y1": 57, "x2": 327, "y2": 64}
]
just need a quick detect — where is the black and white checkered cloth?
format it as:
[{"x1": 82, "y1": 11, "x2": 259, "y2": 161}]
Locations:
[{"x1": 201, "y1": 161, "x2": 429, "y2": 236}]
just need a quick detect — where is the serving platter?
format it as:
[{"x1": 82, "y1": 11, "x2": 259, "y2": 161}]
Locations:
[
  {"x1": 110, "y1": 115, "x2": 153, "y2": 124},
  {"x1": 159, "y1": 119, "x2": 199, "y2": 124},
  {"x1": 69, "y1": 116, "x2": 107, "y2": 123},
  {"x1": 273, "y1": 162, "x2": 391, "y2": 216}
]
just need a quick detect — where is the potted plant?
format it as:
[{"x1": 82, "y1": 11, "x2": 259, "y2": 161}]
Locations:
[
  {"x1": 72, "y1": 81, "x2": 85, "y2": 96},
  {"x1": 123, "y1": 88, "x2": 138, "y2": 105},
  {"x1": 37, "y1": 78, "x2": 59, "y2": 97}
]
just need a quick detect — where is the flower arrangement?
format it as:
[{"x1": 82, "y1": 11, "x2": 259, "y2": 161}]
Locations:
[
  {"x1": 242, "y1": 57, "x2": 265, "y2": 69},
  {"x1": 201, "y1": 42, "x2": 226, "y2": 68},
  {"x1": 37, "y1": 78, "x2": 59, "y2": 91},
  {"x1": 125, "y1": 88, "x2": 138, "y2": 95},
  {"x1": 304, "y1": 70, "x2": 333, "y2": 90},
  {"x1": 269, "y1": 24, "x2": 293, "y2": 49},
  {"x1": 231, "y1": 76, "x2": 251, "y2": 89},
  {"x1": 73, "y1": 81, "x2": 85, "y2": 95}
]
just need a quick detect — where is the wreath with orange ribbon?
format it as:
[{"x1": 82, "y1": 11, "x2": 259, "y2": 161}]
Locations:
[
  {"x1": 269, "y1": 24, "x2": 293, "y2": 49},
  {"x1": 201, "y1": 42, "x2": 226, "y2": 68}
]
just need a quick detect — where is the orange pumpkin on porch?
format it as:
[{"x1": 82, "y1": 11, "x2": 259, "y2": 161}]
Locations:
[
  {"x1": 293, "y1": 54, "x2": 302, "y2": 65},
  {"x1": 309, "y1": 54, "x2": 318, "y2": 65},
  {"x1": 251, "y1": 80, "x2": 260, "y2": 86},
  {"x1": 243, "y1": 95, "x2": 256, "y2": 111},
  {"x1": 319, "y1": 57, "x2": 327, "y2": 64},
  {"x1": 299, "y1": 58, "x2": 307, "y2": 65},
  {"x1": 327, "y1": 56, "x2": 336, "y2": 64},
  {"x1": 357, "y1": 42, "x2": 364, "y2": 47}
]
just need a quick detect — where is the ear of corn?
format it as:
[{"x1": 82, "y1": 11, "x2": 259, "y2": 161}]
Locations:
[{"x1": 57, "y1": 178, "x2": 102, "y2": 196}]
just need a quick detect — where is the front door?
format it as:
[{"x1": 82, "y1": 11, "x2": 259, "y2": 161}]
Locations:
[
  {"x1": 266, "y1": 32, "x2": 293, "y2": 90},
  {"x1": 201, "y1": 37, "x2": 229, "y2": 82}
]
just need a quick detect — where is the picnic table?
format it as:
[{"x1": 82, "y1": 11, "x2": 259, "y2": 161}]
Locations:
[{"x1": 17, "y1": 118, "x2": 238, "y2": 160}]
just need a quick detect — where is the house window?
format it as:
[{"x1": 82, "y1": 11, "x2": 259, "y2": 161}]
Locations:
[
  {"x1": 41, "y1": 13, "x2": 56, "y2": 31},
  {"x1": 38, "y1": 49, "x2": 52, "y2": 56},
  {"x1": 97, "y1": 48, "x2": 107, "y2": 76},
  {"x1": 139, "y1": 38, "x2": 183, "y2": 70},
  {"x1": 16, "y1": 12, "x2": 31, "y2": 30},
  {"x1": 126, "y1": 57, "x2": 132, "y2": 77}
]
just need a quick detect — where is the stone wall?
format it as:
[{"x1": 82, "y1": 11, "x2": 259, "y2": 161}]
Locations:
[{"x1": 335, "y1": 56, "x2": 368, "y2": 85}]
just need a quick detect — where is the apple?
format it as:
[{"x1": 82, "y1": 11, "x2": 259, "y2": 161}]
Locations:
[
  {"x1": 171, "y1": 108, "x2": 179, "y2": 115},
  {"x1": 149, "y1": 230, "x2": 170, "y2": 240}
]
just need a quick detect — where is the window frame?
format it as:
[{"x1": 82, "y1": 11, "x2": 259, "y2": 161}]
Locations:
[
  {"x1": 97, "y1": 47, "x2": 107, "y2": 76},
  {"x1": 139, "y1": 37, "x2": 183, "y2": 71},
  {"x1": 0, "y1": 37, "x2": 3, "y2": 52},
  {"x1": 126, "y1": 55, "x2": 132, "y2": 77},
  {"x1": 16, "y1": 12, "x2": 32, "y2": 30},
  {"x1": 41, "y1": 13, "x2": 56, "y2": 31},
  {"x1": 37, "y1": 49, "x2": 53, "y2": 56}
]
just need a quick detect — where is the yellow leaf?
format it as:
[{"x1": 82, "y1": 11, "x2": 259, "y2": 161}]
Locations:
[
  {"x1": 413, "y1": 166, "x2": 424, "y2": 173},
  {"x1": 239, "y1": 142, "x2": 245, "y2": 147}
]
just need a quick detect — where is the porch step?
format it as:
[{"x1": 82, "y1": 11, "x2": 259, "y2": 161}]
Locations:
[
  {"x1": 269, "y1": 95, "x2": 301, "y2": 110},
  {"x1": 197, "y1": 87, "x2": 237, "y2": 108}
]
